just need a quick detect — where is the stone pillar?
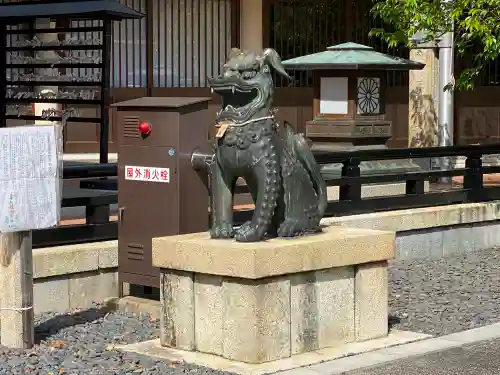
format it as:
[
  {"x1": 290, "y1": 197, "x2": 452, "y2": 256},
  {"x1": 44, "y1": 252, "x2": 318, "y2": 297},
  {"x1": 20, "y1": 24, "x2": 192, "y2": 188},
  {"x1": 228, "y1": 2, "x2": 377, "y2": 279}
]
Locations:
[
  {"x1": 408, "y1": 43, "x2": 439, "y2": 148},
  {"x1": 239, "y1": 0, "x2": 263, "y2": 51}
]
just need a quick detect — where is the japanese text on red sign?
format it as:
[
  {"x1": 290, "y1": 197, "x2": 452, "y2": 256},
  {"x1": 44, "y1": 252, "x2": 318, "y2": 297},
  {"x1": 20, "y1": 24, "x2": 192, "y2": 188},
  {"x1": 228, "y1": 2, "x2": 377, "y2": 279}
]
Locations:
[{"x1": 124, "y1": 165, "x2": 170, "y2": 183}]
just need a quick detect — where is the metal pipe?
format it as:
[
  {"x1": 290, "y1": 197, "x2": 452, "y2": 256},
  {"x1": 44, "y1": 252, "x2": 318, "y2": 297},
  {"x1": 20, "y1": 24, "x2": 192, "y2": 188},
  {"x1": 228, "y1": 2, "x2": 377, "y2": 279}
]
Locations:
[
  {"x1": 438, "y1": 0, "x2": 454, "y2": 183},
  {"x1": 191, "y1": 148, "x2": 215, "y2": 171},
  {"x1": 190, "y1": 140, "x2": 216, "y2": 171}
]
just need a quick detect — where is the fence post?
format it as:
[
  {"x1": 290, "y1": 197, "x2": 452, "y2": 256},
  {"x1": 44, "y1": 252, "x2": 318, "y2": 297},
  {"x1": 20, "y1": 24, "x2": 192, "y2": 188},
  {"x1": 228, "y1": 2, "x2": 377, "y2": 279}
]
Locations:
[
  {"x1": 339, "y1": 157, "x2": 362, "y2": 201},
  {"x1": 0, "y1": 231, "x2": 34, "y2": 348},
  {"x1": 463, "y1": 153, "x2": 483, "y2": 201},
  {"x1": 405, "y1": 178, "x2": 426, "y2": 195},
  {"x1": 86, "y1": 205, "x2": 110, "y2": 224}
]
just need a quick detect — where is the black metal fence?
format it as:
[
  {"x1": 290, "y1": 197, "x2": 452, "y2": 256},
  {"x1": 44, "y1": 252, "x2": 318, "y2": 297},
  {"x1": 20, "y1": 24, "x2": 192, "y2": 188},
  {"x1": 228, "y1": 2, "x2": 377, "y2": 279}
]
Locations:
[
  {"x1": 36, "y1": 144, "x2": 500, "y2": 248},
  {"x1": 233, "y1": 144, "x2": 500, "y2": 224},
  {"x1": 316, "y1": 145, "x2": 500, "y2": 216}
]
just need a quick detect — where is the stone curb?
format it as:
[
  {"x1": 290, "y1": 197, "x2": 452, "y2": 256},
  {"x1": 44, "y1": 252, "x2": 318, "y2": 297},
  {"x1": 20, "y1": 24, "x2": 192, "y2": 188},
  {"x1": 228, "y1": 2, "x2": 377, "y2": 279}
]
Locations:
[
  {"x1": 33, "y1": 240, "x2": 117, "y2": 279},
  {"x1": 107, "y1": 296, "x2": 162, "y2": 320},
  {"x1": 282, "y1": 322, "x2": 500, "y2": 375},
  {"x1": 321, "y1": 201, "x2": 500, "y2": 233},
  {"x1": 29, "y1": 241, "x2": 119, "y2": 314}
]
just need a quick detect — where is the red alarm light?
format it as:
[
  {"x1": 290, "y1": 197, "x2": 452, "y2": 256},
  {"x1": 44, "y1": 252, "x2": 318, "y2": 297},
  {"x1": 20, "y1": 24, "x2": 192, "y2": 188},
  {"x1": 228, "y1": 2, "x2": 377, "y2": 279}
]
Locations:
[{"x1": 138, "y1": 121, "x2": 152, "y2": 135}]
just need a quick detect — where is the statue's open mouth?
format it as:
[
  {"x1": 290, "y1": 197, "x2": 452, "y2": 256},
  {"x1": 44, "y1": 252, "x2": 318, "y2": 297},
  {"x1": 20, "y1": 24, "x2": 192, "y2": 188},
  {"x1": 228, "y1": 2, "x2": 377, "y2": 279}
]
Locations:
[
  {"x1": 215, "y1": 86, "x2": 259, "y2": 115},
  {"x1": 208, "y1": 75, "x2": 261, "y2": 121}
]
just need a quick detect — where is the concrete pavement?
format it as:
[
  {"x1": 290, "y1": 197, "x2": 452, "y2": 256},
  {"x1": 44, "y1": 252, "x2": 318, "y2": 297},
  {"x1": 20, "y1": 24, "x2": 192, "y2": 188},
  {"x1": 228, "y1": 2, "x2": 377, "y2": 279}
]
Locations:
[
  {"x1": 345, "y1": 338, "x2": 500, "y2": 375},
  {"x1": 278, "y1": 322, "x2": 500, "y2": 375}
]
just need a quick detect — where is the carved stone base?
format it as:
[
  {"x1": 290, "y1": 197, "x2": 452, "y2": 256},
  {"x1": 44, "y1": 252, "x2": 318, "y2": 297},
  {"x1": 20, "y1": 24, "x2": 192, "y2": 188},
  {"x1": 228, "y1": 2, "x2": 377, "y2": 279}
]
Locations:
[{"x1": 152, "y1": 226, "x2": 395, "y2": 364}]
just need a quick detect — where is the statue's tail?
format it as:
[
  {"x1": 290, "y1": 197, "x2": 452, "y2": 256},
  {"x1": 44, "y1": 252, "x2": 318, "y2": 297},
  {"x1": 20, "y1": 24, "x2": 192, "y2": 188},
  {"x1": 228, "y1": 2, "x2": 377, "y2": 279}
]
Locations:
[{"x1": 283, "y1": 121, "x2": 328, "y2": 218}]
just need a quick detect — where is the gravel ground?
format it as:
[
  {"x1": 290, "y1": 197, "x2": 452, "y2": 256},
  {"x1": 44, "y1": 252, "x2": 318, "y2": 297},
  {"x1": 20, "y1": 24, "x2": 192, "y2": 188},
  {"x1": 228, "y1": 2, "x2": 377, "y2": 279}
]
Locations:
[
  {"x1": 1, "y1": 248, "x2": 500, "y2": 374},
  {"x1": 389, "y1": 247, "x2": 500, "y2": 336},
  {"x1": 0, "y1": 305, "x2": 235, "y2": 375}
]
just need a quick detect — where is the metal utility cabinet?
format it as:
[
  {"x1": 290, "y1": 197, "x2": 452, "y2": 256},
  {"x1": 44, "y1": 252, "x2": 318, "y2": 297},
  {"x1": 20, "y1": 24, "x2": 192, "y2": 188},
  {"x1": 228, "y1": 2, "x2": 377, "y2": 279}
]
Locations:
[{"x1": 114, "y1": 97, "x2": 211, "y2": 288}]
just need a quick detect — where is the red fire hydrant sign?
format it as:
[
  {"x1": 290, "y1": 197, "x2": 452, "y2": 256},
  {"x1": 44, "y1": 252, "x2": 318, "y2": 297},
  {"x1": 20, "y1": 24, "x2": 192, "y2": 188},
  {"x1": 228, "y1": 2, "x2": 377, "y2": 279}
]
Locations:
[{"x1": 124, "y1": 165, "x2": 170, "y2": 183}]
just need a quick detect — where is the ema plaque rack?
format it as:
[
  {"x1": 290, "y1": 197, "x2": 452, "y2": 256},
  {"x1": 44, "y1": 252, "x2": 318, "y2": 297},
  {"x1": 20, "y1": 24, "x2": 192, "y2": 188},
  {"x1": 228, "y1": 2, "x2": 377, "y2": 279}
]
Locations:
[{"x1": 0, "y1": 0, "x2": 143, "y2": 163}]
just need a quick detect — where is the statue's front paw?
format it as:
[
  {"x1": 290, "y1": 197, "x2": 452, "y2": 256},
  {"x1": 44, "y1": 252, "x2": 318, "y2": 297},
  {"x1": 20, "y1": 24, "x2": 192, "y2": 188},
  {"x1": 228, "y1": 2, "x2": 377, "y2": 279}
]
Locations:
[
  {"x1": 210, "y1": 221, "x2": 234, "y2": 239},
  {"x1": 234, "y1": 221, "x2": 264, "y2": 242}
]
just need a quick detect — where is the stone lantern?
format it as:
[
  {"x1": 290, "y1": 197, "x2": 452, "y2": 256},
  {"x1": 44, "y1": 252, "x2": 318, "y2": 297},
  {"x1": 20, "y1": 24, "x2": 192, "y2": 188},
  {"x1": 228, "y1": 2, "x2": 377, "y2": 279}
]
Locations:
[
  {"x1": 282, "y1": 42, "x2": 424, "y2": 151},
  {"x1": 282, "y1": 43, "x2": 426, "y2": 182}
]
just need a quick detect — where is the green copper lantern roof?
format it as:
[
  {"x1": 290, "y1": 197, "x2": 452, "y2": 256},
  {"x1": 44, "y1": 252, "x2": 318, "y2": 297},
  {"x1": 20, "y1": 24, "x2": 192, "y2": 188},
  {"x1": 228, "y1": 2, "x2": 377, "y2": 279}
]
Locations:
[{"x1": 281, "y1": 42, "x2": 425, "y2": 71}]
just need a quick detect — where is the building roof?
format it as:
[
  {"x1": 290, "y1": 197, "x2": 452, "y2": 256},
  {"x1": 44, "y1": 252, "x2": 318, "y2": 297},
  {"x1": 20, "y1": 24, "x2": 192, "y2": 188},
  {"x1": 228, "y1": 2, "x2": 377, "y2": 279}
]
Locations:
[
  {"x1": 0, "y1": 0, "x2": 144, "y2": 22},
  {"x1": 281, "y1": 42, "x2": 425, "y2": 71}
]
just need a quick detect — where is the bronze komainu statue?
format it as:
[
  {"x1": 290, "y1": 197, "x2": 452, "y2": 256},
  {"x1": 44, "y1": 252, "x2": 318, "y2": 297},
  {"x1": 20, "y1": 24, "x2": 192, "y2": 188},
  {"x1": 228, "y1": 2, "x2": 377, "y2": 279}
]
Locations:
[{"x1": 207, "y1": 48, "x2": 327, "y2": 242}]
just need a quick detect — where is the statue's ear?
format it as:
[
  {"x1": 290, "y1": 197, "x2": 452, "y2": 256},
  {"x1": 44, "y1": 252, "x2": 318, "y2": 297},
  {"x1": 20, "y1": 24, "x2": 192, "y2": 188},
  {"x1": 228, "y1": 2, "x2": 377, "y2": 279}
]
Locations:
[{"x1": 262, "y1": 48, "x2": 292, "y2": 80}]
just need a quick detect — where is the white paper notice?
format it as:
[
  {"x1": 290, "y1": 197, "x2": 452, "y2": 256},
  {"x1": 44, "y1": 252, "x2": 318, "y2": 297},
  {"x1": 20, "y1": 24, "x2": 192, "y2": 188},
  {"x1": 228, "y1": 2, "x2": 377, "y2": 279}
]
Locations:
[
  {"x1": 0, "y1": 125, "x2": 61, "y2": 232},
  {"x1": 319, "y1": 77, "x2": 349, "y2": 114}
]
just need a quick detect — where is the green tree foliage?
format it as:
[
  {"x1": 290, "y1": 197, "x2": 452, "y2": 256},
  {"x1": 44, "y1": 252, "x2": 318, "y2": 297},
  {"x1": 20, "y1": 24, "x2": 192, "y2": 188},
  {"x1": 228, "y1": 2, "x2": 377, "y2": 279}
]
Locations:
[{"x1": 370, "y1": 0, "x2": 500, "y2": 90}]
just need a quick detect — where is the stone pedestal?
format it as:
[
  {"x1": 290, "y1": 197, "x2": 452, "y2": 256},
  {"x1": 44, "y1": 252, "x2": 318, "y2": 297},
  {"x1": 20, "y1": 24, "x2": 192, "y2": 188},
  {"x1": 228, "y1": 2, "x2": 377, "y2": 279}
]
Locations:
[{"x1": 152, "y1": 226, "x2": 395, "y2": 364}]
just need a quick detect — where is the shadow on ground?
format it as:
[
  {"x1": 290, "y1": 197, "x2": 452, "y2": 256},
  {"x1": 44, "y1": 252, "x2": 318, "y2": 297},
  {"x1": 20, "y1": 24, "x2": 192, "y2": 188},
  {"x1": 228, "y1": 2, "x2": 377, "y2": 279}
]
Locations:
[{"x1": 34, "y1": 304, "x2": 114, "y2": 343}]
